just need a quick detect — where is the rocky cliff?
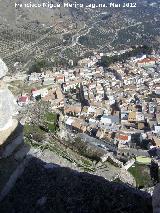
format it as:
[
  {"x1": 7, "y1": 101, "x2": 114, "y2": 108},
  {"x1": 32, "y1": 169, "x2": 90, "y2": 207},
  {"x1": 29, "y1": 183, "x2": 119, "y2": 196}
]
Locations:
[
  {"x1": 0, "y1": 58, "x2": 17, "y2": 136},
  {"x1": 0, "y1": 58, "x2": 8, "y2": 78},
  {"x1": 0, "y1": 157, "x2": 153, "y2": 213}
]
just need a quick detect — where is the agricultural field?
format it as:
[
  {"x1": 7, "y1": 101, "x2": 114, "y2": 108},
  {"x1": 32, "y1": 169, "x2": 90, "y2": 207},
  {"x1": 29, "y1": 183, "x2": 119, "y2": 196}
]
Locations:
[
  {"x1": 78, "y1": 1, "x2": 160, "y2": 52},
  {"x1": 129, "y1": 163, "x2": 160, "y2": 188},
  {"x1": 129, "y1": 164, "x2": 153, "y2": 188},
  {"x1": 0, "y1": 0, "x2": 160, "y2": 73}
]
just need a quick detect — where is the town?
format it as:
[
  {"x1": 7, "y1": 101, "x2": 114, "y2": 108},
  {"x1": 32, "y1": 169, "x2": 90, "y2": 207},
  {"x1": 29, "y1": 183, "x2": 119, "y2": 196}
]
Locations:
[
  {"x1": 1, "y1": 0, "x2": 160, "y2": 211},
  {"x1": 4, "y1": 47, "x2": 159, "y2": 164}
]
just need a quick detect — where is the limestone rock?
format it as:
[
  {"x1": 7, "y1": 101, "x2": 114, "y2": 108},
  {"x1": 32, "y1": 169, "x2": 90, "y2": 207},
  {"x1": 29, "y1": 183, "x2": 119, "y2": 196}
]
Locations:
[
  {"x1": 0, "y1": 58, "x2": 17, "y2": 131},
  {"x1": 0, "y1": 119, "x2": 18, "y2": 146},
  {"x1": 0, "y1": 58, "x2": 8, "y2": 79},
  {"x1": 0, "y1": 87, "x2": 17, "y2": 131}
]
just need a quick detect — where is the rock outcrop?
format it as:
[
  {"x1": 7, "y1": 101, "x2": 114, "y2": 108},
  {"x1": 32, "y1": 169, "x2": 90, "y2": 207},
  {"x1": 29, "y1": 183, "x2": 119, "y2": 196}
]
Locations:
[
  {"x1": 0, "y1": 157, "x2": 153, "y2": 213},
  {"x1": 152, "y1": 183, "x2": 160, "y2": 213},
  {"x1": 0, "y1": 58, "x2": 18, "y2": 143},
  {"x1": 0, "y1": 87, "x2": 17, "y2": 131},
  {"x1": 0, "y1": 59, "x2": 25, "y2": 201},
  {"x1": 0, "y1": 58, "x2": 8, "y2": 79}
]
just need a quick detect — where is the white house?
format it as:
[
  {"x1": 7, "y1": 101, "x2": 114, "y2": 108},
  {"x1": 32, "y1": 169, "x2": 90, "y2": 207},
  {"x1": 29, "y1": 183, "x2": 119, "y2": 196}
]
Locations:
[
  {"x1": 32, "y1": 88, "x2": 48, "y2": 98},
  {"x1": 17, "y1": 95, "x2": 29, "y2": 107},
  {"x1": 153, "y1": 126, "x2": 160, "y2": 134},
  {"x1": 136, "y1": 112, "x2": 145, "y2": 122},
  {"x1": 87, "y1": 106, "x2": 96, "y2": 114},
  {"x1": 101, "y1": 115, "x2": 119, "y2": 125}
]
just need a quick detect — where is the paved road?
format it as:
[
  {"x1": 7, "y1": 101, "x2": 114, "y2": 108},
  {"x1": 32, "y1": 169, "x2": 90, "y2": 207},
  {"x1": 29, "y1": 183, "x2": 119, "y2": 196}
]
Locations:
[
  {"x1": 78, "y1": 133, "x2": 117, "y2": 153},
  {"x1": 119, "y1": 148, "x2": 149, "y2": 157}
]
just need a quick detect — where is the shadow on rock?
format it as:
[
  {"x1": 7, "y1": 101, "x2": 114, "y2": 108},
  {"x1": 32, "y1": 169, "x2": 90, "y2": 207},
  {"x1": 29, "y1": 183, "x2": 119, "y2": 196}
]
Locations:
[{"x1": 0, "y1": 156, "x2": 153, "y2": 213}]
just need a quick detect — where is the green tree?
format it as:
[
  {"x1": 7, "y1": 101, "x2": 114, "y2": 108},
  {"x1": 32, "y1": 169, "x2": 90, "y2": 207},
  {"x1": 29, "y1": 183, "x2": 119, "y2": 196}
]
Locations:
[{"x1": 28, "y1": 59, "x2": 46, "y2": 74}]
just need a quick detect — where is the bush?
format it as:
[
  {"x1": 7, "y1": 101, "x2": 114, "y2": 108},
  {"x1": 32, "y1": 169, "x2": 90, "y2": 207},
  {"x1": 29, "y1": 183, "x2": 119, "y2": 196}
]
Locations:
[
  {"x1": 44, "y1": 112, "x2": 59, "y2": 133},
  {"x1": 98, "y1": 45, "x2": 153, "y2": 67},
  {"x1": 28, "y1": 59, "x2": 46, "y2": 74},
  {"x1": 24, "y1": 124, "x2": 46, "y2": 142},
  {"x1": 71, "y1": 137, "x2": 101, "y2": 162}
]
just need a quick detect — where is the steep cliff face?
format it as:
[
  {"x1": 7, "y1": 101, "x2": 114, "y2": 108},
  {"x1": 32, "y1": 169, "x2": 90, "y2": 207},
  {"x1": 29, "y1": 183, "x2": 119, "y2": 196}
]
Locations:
[
  {"x1": 152, "y1": 184, "x2": 160, "y2": 213},
  {"x1": 0, "y1": 60, "x2": 25, "y2": 202},
  {"x1": 0, "y1": 58, "x2": 8, "y2": 79},
  {"x1": 0, "y1": 88, "x2": 17, "y2": 131},
  {"x1": 0, "y1": 157, "x2": 153, "y2": 213},
  {"x1": 0, "y1": 58, "x2": 17, "y2": 132},
  {"x1": 0, "y1": 58, "x2": 24, "y2": 175}
]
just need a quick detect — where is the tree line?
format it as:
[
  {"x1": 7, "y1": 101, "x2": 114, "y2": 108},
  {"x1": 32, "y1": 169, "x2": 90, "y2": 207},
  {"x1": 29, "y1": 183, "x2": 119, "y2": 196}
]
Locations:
[{"x1": 97, "y1": 45, "x2": 153, "y2": 67}]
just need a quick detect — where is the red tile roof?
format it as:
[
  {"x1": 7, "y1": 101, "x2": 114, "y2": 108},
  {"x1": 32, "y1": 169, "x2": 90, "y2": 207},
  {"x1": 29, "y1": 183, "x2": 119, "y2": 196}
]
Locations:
[
  {"x1": 56, "y1": 75, "x2": 64, "y2": 80},
  {"x1": 117, "y1": 135, "x2": 129, "y2": 141},
  {"x1": 18, "y1": 96, "x2": 28, "y2": 102},
  {"x1": 137, "y1": 58, "x2": 159, "y2": 64},
  {"x1": 31, "y1": 88, "x2": 37, "y2": 93}
]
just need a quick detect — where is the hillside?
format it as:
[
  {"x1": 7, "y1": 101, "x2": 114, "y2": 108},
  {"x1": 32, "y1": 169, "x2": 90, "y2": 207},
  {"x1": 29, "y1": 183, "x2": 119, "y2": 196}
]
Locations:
[{"x1": 0, "y1": 0, "x2": 159, "y2": 71}]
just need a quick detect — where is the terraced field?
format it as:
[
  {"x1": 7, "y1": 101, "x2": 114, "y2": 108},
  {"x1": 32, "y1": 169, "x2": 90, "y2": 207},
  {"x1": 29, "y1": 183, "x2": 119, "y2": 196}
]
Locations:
[
  {"x1": 78, "y1": 1, "x2": 160, "y2": 52},
  {"x1": 0, "y1": 0, "x2": 159, "y2": 72}
]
